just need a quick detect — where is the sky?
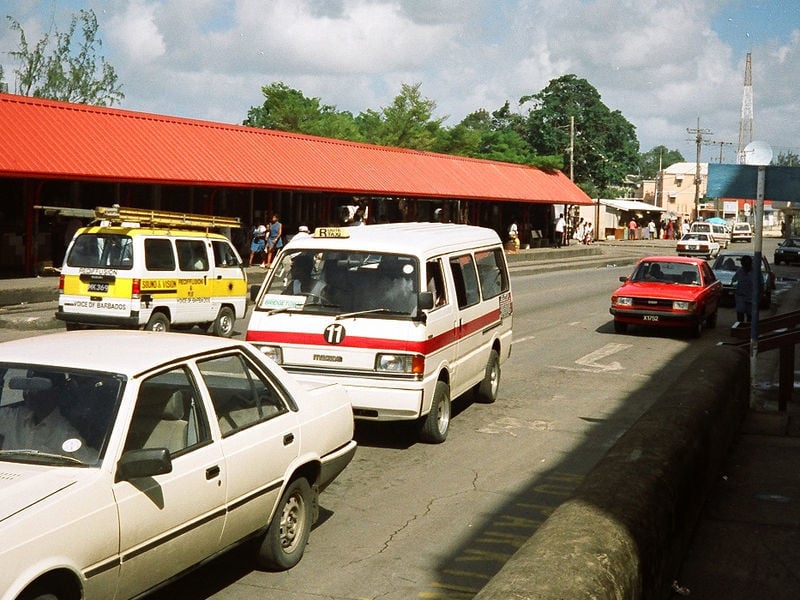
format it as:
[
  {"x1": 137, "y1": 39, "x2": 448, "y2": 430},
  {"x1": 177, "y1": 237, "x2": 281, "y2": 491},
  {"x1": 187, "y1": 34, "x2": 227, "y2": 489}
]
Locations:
[{"x1": 1, "y1": 0, "x2": 798, "y2": 166}]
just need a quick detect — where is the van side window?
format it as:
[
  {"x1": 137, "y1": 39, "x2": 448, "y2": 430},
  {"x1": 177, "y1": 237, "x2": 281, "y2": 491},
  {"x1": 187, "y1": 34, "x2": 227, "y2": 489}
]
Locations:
[
  {"x1": 426, "y1": 259, "x2": 447, "y2": 308},
  {"x1": 212, "y1": 240, "x2": 239, "y2": 268},
  {"x1": 475, "y1": 248, "x2": 509, "y2": 299},
  {"x1": 144, "y1": 238, "x2": 176, "y2": 271},
  {"x1": 449, "y1": 254, "x2": 480, "y2": 308},
  {"x1": 176, "y1": 240, "x2": 209, "y2": 271}
]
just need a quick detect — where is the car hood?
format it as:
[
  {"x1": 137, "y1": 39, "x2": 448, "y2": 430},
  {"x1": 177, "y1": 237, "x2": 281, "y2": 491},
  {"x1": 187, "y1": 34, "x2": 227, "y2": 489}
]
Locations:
[
  {"x1": 0, "y1": 464, "x2": 79, "y2": 523},
  {"x1": 613, "y1": 281, "x2": 701, "y2": 300}
]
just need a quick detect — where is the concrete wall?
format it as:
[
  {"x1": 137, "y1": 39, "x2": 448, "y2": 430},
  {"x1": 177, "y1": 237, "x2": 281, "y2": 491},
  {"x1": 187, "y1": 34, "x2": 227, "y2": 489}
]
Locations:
[{"x1": 475, "y1": 343, "x2": 749, "y2": 599}]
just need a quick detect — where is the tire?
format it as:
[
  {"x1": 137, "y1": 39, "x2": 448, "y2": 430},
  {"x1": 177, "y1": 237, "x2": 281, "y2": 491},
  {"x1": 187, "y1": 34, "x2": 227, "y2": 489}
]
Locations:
[
  {"x1": 65, "y1": 323, "x2": 81, "y2": 331},
  {"x1": 209, "y1": 306, "x2": 236, "y2": 337},
  {"x1": 418, "y1": 381, "x2": 451, "y2": 444},
  {"x1": 613, "y1": 320, "x2": 627, "y2": 334},
  {"x1": 707, "y1": 309, "x2": 718, "y2": 329},
  {"x1": 691, "y1": 318, "x2": 704, "y2": 338},
  {"x1": 144, "y1": 312, "x2": 170, "y2": 332},
  {"x1": 256, "y1": 477, "x2": 312, "y2": 571},
  {"x1": 475, "y1": 350, "x2": 500, "y2": 403}
]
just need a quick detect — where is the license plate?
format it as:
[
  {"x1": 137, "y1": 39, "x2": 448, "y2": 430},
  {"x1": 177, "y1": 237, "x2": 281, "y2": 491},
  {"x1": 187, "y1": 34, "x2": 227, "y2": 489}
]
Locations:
[
  {"x1": 643, "y1": 315, "x2": 660, "y2": 321},
  {"x1": 88, "y1": 282, "x2": 109, "y2": 293}
]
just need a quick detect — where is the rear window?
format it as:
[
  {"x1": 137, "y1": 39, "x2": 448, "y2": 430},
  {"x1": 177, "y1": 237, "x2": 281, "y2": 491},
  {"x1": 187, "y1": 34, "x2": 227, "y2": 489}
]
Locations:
[{"x1": 66, "y1": 233, "x2": 133, "y2": 269}]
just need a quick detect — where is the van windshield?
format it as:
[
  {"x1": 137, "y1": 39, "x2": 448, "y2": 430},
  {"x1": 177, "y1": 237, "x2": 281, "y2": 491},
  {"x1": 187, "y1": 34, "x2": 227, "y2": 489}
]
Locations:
[
  {"x1": 258, "y1": 250, "x2": 419, "y2": 317},
  {"x1": 66, "y1": 234, "x2": 134, "y2": 269}
]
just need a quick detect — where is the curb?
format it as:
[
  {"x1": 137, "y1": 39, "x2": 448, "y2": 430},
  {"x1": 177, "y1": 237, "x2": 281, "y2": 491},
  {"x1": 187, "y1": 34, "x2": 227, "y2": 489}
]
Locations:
[{"x1": 475, "y1": 343, "x2": 750, "y2": 600}]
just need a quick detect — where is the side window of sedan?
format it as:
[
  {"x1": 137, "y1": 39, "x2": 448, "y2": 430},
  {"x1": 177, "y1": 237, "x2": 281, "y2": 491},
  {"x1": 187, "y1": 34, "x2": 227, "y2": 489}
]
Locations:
[
  {"x1": 197, "y1": 354, "x2": 289, "y2": 437},
  {"x1": 124, "y1": 367, "x2": 210, "y2": 457}
]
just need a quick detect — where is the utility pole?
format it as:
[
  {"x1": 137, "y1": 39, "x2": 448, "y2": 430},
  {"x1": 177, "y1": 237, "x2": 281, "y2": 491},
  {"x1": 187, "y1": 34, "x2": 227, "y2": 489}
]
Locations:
[
  {"x1": 704, "y1": 139, "x2": 735, "y2": 163},
  {"x1": 569, "y1": 116, "x2": 575, "y2": 182},
  {"x1": 687, "y1": 117, "x2": 712, "y2": 221}
]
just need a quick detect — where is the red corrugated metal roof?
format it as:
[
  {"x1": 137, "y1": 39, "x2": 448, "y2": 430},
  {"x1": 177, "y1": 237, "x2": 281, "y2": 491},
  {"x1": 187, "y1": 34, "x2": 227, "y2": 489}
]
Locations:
[{"x1": 0, "y1": 92, "x2": 592, "y2": 205}]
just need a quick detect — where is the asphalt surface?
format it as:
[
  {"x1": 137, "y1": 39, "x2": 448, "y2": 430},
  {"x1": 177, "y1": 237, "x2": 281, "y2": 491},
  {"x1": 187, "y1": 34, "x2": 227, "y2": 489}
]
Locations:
[{"x1": 0, "y1": 239, "x2": 797, "y2": 599}]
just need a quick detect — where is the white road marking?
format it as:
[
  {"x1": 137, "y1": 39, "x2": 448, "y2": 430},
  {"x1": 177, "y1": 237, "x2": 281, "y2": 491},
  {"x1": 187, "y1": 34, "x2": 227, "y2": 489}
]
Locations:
[{"x1": 549, "y1": 342, "x2": 632, "y2": 373}]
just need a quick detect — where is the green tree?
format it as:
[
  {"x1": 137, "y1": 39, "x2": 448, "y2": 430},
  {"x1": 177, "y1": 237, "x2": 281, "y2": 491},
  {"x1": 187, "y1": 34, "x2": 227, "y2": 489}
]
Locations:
[
  {"x1": 243, "y1": 82, "x2": 362, "y2": 141},
  {"x1": 6, "y1": 9, "x2": 123, "y2": 106},
  {"x1": 357, "y1": 82, "x2": 445, "y2": 150},
  {"x1": 520, "y1": 74, "x2": 639, "y2": 194},
  {"x1": 639, "y1": 145, "x2": 685, "y2": 178},
  {"x1": 774, "y1": 150, "x2": 800, "y2": 167}
]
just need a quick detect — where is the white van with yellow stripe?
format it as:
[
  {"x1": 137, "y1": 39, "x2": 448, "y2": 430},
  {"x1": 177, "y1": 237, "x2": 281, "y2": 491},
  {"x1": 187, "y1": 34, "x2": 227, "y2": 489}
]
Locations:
[
  {"x1": 56, "y1": 207, "x2": 247, "y2": 336},
  {"x1": 246, "y1": 223, "x2": 513, "y2": 443}
]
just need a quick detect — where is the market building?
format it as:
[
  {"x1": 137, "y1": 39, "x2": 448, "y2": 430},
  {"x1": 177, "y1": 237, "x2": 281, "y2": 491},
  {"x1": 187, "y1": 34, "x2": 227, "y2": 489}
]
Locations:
[{"x1": 0, "y1": 92, "x2": 592, "y2": 278}]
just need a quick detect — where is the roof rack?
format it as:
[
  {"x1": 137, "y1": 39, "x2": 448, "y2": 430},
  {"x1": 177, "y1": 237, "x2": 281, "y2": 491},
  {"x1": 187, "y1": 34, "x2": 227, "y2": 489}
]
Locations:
[{"x1": 36, "y1": 205, "x2": 240, "y2": 229}]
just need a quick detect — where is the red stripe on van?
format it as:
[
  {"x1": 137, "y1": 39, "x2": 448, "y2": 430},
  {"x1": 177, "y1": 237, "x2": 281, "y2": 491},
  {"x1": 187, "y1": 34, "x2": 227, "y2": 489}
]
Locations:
[{"x1": 246, "y1": 308, "x2": 501, "y2": 354}]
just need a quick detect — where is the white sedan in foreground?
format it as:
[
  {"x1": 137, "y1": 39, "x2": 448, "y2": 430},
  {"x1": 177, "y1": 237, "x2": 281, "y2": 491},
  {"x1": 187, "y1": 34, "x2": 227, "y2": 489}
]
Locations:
[{"x1": 0, "y1": 331, "x2": 357, "y2": 600}]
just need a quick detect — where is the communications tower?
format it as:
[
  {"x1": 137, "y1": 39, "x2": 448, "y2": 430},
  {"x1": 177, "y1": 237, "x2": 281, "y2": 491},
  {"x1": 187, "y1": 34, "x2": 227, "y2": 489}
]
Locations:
[{"x1": 736, "y1": 52, "x2": 754, "y2": 164}]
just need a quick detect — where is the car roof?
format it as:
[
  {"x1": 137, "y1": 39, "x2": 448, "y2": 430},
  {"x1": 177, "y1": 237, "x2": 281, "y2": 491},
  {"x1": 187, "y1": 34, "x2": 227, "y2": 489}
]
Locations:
[
  {"x1": 636, "y1": 255, "x2": 708, "y2": 266},
  {"x1": 0, "y1": 331, "x2": 245, "y2": 377}
]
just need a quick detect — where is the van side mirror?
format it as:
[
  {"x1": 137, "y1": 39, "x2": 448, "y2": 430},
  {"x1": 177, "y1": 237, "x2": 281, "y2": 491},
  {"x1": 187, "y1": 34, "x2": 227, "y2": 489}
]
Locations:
[{"x1": 417, "y1": 291, "x2": 434, "y2": 311}]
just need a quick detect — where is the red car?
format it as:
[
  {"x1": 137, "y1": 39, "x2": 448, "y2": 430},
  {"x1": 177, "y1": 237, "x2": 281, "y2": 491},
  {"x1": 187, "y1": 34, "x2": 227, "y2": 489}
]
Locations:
[{"x1": 610, "y1": 256, "x2": 722, "y2": 336}]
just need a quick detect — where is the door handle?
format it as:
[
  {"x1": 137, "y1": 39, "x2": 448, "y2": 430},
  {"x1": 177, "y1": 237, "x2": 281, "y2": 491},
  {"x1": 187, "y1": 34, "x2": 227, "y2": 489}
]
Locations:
[
  {"x1": 283, "y1": 433, "x2": 295, "y2": 446},
  {"x1": 206, "y1": 465, "x2": 220, "y2": 480}
]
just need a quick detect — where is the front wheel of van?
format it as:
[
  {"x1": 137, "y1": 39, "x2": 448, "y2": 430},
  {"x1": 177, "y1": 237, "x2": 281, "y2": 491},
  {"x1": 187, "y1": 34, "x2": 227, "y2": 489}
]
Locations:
[
  {"x1": 145, "y1": 312, "x2": 170, "y2": 332},
  {"x1": 475, "y1": 349, "x2": 500, "y2": 404},
  {"x1": 210, "y1": 306, "x2": 236, "y2": 337},
  {"x1": 418, "y1": 381, "x2": 450, "y2": 444}
]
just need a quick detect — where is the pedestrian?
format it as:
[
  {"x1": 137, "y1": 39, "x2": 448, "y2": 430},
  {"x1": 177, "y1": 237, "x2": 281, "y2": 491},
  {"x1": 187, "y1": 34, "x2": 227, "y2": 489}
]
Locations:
[
  {"x1": 731, "y1": 255, "x2": 758, "y2": 323},
  {"x1": 667, "y1": 220, "x2": 674, "y2": 240},
  {"x1": 289, "y1": 224, "x2": 311, "y2": 244},
  {"x1": 508, "y1": 220, "x2": 519, "y2": 253},
  {"x1": 648, "y1": 219, "x2": 656, "y2": 240},
  {"x1": 583, "y1": 222, "x2": 594, "y2": 244},
  {"x1": 265, "y1": 214, "x2": 283, "y2": 268},
  {"x1": 555, "y1": 213, "x2": 566, "y2": 248},
  {"x1": 248, "y1": 223, "x2": 266, "y2": 267},
  {"x1": 681, "y1": 220, "x2": 690, "y2": 237},
  {"x1": 628, "y1": 218, "x2": 638, "y2": 240}
]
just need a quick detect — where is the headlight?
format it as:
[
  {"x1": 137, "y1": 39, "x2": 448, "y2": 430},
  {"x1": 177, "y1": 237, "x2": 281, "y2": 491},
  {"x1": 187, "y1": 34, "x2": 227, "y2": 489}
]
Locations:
[
  {"x1": 613, "y1": 296, "x2": 633, "y2": 306},
  {"x1": 672, "y1": 300, "x2": 695, "y2": 311},
  {"x1": 376, "y1": 353, "x2": 424, "y2": 374},
  {"x1": 258, "y1": 345, "x2": 283, "y2": 364}
]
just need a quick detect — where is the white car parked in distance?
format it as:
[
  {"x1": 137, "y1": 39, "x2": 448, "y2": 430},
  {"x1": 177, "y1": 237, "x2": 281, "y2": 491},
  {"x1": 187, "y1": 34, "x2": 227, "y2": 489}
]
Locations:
[{"x1": 0, "y1": 331, "x2": 356, "y2": 600}]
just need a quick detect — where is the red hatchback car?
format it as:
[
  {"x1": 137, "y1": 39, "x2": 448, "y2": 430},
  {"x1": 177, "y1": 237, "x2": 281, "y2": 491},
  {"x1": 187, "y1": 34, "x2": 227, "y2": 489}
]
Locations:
[{"x1": 610, "y1": 256, "x2": 722, "y2": 336}]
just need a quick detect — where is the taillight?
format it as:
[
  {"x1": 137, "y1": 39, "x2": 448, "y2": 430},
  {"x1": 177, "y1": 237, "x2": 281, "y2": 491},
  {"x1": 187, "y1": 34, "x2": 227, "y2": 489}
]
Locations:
[
  {"x1": 132, "y1": 278, "x2": 141, "y2": 297},
  {"x1": 58, "y1": 274, "x2": 65, "y2": 293}
]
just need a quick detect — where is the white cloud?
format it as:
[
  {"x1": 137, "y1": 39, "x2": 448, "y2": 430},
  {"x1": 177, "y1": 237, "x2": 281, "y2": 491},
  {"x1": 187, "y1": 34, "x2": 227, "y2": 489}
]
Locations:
[{"x1": 107, "y1": 0, "x2": 166, "y2": 63}]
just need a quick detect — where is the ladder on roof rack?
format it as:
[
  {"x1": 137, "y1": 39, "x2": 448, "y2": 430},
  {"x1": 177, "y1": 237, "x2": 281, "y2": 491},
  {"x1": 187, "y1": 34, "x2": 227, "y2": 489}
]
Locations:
[{"x1": 36, "y1": 205, "x2": 241, "y2": 229}]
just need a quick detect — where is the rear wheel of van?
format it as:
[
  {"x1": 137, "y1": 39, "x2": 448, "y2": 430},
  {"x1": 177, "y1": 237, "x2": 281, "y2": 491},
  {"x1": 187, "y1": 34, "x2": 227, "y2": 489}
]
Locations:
[
  {"x1": 145, "y1": 312, "x2": 170, "y2": 332},
  {"x1": 209, "y1": 306, "x2": 236, "y2": 337},
  {"x1": 418, "y1": 381, "x2": 450, "y2": 444},
  {"x1": 476, "y1": 349, "x2": 500, "y2": 403}
]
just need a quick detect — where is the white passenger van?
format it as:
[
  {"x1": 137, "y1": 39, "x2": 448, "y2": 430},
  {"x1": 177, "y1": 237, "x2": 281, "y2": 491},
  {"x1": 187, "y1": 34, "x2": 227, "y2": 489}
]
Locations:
[
  {"x1": 246, "y1": 223, "x2": 513, "y2": 443},
  {"x1": 56, "y1": 206, "x2": 247, "y2": 336},
  {"x1": 690, "y1": 221, "x2": 730, "y2": 248}
]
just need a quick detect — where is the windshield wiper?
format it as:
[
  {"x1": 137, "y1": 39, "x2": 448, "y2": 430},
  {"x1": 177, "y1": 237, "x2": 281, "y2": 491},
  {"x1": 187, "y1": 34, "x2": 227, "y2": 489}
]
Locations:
[
  {"x1": 0, "y1": 449, "x2": 83, "y2": 465},
  {"x1": 336, "y1": 308, "x2": 405, "y2": 320}
]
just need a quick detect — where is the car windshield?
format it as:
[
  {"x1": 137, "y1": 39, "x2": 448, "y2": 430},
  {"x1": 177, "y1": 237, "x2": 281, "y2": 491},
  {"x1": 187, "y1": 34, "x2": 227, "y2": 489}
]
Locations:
[
  {"x1": 67, "y1": 233, "x2": 134, "y2": 269},
  {"x1": 631, "y1": 260, "x2": 701, "y2": 285},
  {"x1": 0, "y1": 365, "x2": 124, "y2": 466},
  {"x1": 258, "y1": 250, "x2": 420, "y2": 317}
]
